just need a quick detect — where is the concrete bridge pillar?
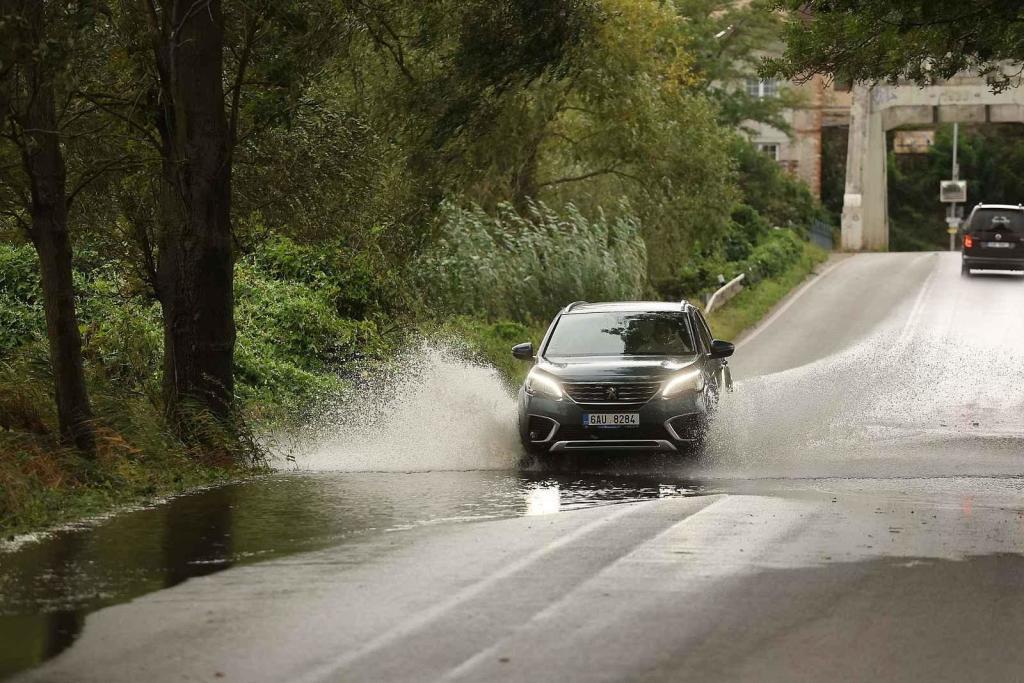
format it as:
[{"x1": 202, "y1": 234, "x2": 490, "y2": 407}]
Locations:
[{"x1": 842, "y1": 85, "x2": 889, "y2": 251}]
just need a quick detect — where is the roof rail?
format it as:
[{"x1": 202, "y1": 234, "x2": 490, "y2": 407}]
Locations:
[
  {"x1": 564, "y1": 301, "x2": 588, "y2": 312},
  {"x1": 679, "y1": 299, "x2": 690, "y2": 310}
]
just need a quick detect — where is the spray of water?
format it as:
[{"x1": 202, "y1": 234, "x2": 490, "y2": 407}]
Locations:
[
  {"x1": 705, "y1": 267, "x2": 1024, "y2": 479},
  {"x1": 285, "y1": 342, "x2": 521, "y2": 472}
]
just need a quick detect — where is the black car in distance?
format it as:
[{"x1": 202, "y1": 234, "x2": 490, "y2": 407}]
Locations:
[
  {"x1": 512, "y1": 301, "x2": 734, "y2": 458},
  {"x1": 962, "y1": 204, "x2": 1024, "y2": 275}
]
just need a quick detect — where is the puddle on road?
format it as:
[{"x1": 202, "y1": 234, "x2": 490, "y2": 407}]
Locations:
[{"x1": 0, "y1": 469, "x2": 703, "y2": 678}]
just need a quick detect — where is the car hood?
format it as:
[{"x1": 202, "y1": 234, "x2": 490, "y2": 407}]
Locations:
[{"x1": 537, "y1": 356, "x2": 698, "y2": 382}]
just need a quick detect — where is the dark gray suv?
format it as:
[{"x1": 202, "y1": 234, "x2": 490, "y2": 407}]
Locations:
[
  {"x1": 512, "y1": 301, "x2": 734, "y2": 457},
  {"x1": 962, "y1": 204, "x2": 1024, "y2": 275}
]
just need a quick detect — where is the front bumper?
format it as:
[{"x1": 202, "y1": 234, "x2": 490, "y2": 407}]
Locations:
[{"x1": 518, "y1": 390, "x2": 709, "y2": 454}]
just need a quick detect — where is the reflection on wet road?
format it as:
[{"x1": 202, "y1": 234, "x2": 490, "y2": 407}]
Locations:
[{"x1": 0, "y1": 470, "x2": 704, "y2": 676}]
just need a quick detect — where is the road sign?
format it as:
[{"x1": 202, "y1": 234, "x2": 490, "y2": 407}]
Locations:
[
  {"x1": 894, "y1": 130, "x2": 935, "y2": 154},
  {"x1": 940, "y1": 180, "x2": 967, "y2": 203},
  {"x1": 946, "y1": 216, "x2": 962, "y2": 228}
]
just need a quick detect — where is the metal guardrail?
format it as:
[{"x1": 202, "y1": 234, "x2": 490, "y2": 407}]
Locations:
[
  {"x1": 810, "y1": 219, "x2": 834, "y2": 250},
  {"x1": 705, "y1": 273, "x2": 746, "y2": 314}
]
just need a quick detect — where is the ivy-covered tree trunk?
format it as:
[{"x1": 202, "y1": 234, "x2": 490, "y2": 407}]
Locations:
[
  {"x1": 151, "y1": 0, "x2": 235, "y2": 433},
  {"x1": 22, "y1": 44, "x2": 96, "y2": 453}
]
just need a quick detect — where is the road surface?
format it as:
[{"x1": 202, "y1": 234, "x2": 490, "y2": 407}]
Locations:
[{"x1": 9, "y1": 252, "x2": 1024, "y2": 682}]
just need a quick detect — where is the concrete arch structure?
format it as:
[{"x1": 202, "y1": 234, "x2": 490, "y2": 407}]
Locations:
[{"x1": 842, "y1": 78, "x2": 1024, "y2": 251}]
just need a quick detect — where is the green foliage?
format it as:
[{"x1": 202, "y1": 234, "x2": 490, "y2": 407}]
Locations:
[
  {"x1": 247, "y1": 235, "x2": 406, "y2": 319},
  {"x1": 0, "y1": 243, "x2": 43, "y2": 355},
  {"x1": 672, "y1": 228, "x2": 807, "y2": 299},
  {"x1": 733, "y1": 138, "x2": 825, "y2": 230},
  {"x1": 416, "y1": 200, "x2": 647, "y2": 322},
  {"x1": 768, "y1": 1, "x2": 1024, "y2": 89},
  {"x1": 0, "y1": 238, "x2": 394, "y2": 422},
  {"x1": 234, "y1": 257, "x2": 380, "y2": 413}
]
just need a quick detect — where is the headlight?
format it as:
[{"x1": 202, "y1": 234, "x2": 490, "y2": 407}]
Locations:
[
  {"x1": 660, "y1": 368, "x2": 704, "y2": 399},
  {"x1": 525, "y1": 368, "x2": 564, "y2": 400}
]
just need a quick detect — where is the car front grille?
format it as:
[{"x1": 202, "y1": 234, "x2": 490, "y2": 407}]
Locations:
[{"x1": 563, "y1": 382, "x2": 661, "y2": 405}]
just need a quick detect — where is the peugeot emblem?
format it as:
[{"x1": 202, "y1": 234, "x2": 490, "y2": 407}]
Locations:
[
  {"x1": 996, "y1": 233, "x2": 1003, "y2": 240},
  {"x1": 605, "y1": 386, "x2": 618, "y2": 401}
]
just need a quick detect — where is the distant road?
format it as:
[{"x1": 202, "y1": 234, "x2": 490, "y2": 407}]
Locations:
[{"x1": 24, "y1": 252, "x2": 1024, "y2": 683}]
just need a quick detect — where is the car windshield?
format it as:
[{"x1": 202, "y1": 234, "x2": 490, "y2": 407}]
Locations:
[
  {"x1": 544, "y1": 311, "x2": 696, "y2": 358},
  {"x1": 969, "y1": 209, "x2": 1024, "y2": 233}
]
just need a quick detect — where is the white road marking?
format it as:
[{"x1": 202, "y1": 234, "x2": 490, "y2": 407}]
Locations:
[
  {"x1": 296, "y1": 501, "x2": 654, "y2": 682},
  {"x1": 438, "y1": 497, "x2": 737, "y2": 682},
  {"x1": 897, "y1": 253, "x2": 939, "y2": 347}
]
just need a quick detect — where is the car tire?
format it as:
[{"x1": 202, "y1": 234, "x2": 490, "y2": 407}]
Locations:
[{"x1": 961, "y1": 262, "x2": 972, "y2": 277}]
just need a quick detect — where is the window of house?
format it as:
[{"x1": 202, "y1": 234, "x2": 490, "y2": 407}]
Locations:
[
  {"x1": 756, "y1": 143, "x2": 780, "y2": 160},
  {"x1": 746, "y1": 78, "x2": 779, "y2": 99}
]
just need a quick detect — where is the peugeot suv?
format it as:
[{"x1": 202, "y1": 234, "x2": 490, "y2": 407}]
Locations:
[
  {"x1": 512, "y1": 301, "x2": 734, "y2": 456},
  {"x1": 962, "y1": 204, "x2": 1024, "y2": 275}
]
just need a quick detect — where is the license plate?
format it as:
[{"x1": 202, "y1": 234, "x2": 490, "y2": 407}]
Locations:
[
  {"x1": 984, "y1": 241, "x2": 1014, "y2": 248},
  {"x1": 584, "y1": 413, "x2": 640, "y2": 427}
]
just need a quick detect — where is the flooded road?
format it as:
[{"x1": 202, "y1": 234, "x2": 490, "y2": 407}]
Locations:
[
  {"x1": 0, "y1": 471, "x2": 707, "y2": 677},
  {"x1": 4, "y1": 252, "x2": 1024, "y2": 682}
]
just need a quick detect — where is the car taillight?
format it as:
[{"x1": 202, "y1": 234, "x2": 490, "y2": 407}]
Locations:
[{"x1": 964, "y1": 234, "x2": 974, "y2": 249}]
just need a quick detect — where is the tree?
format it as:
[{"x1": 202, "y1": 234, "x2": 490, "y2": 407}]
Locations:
[
  {"x1": 0, "y1": 1, "x2": 96, "y2": 452},
  {"x1": 139, "y1": 0, "x2": 236, "y2": 433},
  {"x1": 767, "y1": 1, "x2": 1024, "y2": 89},
  {"x1": 475, "y1": 0, "x2": 737, "y2": 284},
  {"x1": 92, "y1": 1, "x2": 347, "y2": 437},
  {"x1": 674, "y1": 0, "x2": 802, "y2": 131}
]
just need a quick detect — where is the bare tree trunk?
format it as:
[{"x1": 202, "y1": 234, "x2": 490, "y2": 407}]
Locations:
[
  {"x1": 22, "y1": 52, "x2": 95, "y2": 453},
  {"x1": 153, "y1": 0, "x2": 235, "y2": 432}
]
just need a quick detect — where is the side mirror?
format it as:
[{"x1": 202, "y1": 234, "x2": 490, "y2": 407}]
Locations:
[
  {"x1": 512, "y1": 342, "x2": 534, "y2": 360},
  {"x1": 709, "y1": 339, "x2": 735, "y2": 359}
]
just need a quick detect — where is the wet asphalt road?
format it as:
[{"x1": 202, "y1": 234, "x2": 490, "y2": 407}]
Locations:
[{"x1": 5, "y1": 252, "x2": 1024, "y2": 682}]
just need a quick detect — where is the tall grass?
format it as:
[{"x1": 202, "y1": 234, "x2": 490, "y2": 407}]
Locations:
[{"x1": 417, "y1": 200, "x2": 648, "y2": 322}]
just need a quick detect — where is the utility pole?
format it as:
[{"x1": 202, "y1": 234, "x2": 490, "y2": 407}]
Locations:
[{"x1": 949, "y1": 123, "x2": 960, "y2": 252}]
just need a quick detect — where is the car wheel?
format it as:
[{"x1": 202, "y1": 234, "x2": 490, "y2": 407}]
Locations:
[{"x1": 961, "y1": 262, "x2": 972, "y2": 277}]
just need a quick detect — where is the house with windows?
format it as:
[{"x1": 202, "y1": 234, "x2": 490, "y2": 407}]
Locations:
[{"x1": 742, "y1": 74, "x2": 851, "y2": 198}]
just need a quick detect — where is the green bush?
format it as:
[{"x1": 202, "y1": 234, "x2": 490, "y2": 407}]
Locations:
[
  {"x1": 75, "y1": 265, "x2": 164, "y2": 395},
  {"x1": 0, "y1": 243, "x2": 44, "y2": 356},
  {"x1": 733, "y1": 138, "x2": 826, "y2": 231},
  {"x1": 234, "y1": 251, "x2": 391, "y2": 415},
  {"x1": 0, "y1": 238, "x2": 394, "y2": 420},
  {"x1": 248, "y1": 235, "x2": 404, "y2": 319},
  {"x1": 671, "y1": 228, "x2": 807, "y2": 300},
  {"x1": 416, "y1": 200, "x2": 648, "y2": 322},
  {"x1": 745, "y1": 229, "x2": 805, "y2": 281}
]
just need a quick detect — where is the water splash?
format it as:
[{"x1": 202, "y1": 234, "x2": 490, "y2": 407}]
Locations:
[
  {"x1": 703, "y1": 270, "x2": 1024, "y2": 480},
  {"x1": 286, "y1": 342, "x2": 521, "y2": 472}
]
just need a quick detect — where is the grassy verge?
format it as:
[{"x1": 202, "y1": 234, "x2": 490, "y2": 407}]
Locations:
[
  {"x1": 706, "y1": 241, "x2": 829, "y2": 342},
  {"x1": 0, "y1": 365, "x2": 262, "y2": 539},
  {"x1": 0, "y1": 434, "x2": 244, "y2": 540}
]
